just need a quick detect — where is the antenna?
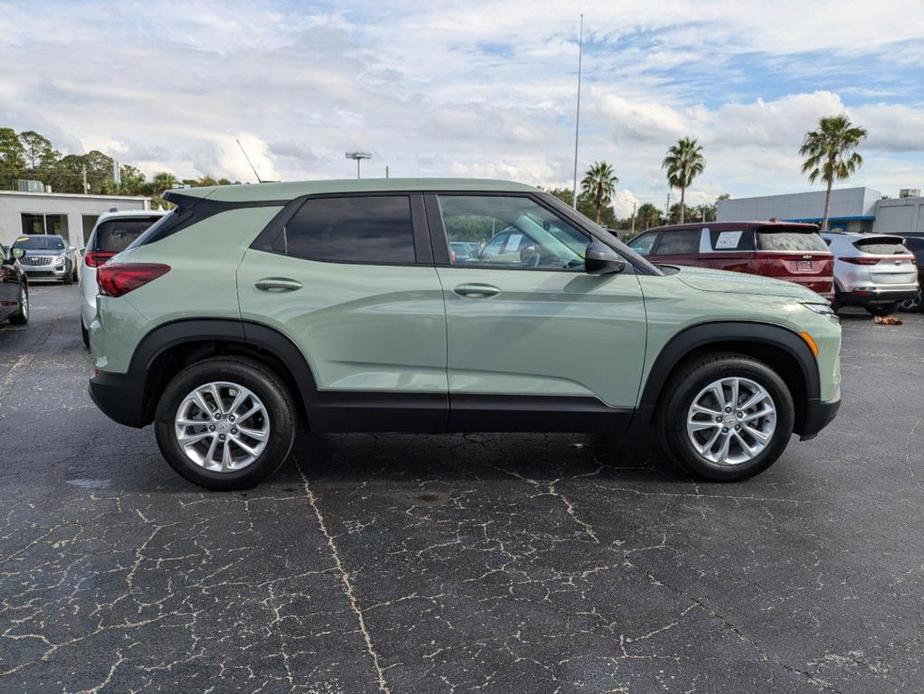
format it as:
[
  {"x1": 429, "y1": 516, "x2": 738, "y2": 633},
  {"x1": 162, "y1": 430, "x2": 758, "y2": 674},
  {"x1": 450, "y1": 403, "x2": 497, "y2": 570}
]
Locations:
[{"x1": 236, "y1": 138, "x2": 263, "y2": 183}]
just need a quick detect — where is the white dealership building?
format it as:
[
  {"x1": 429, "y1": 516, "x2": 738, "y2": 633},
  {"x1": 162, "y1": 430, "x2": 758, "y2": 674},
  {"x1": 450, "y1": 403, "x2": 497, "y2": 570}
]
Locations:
[
  {"x1": 0, "y1": 190, "x2": 151, "y2": 249},
  {"x1": 717, "y1": 187, "x2": 924, "y2": 235}
]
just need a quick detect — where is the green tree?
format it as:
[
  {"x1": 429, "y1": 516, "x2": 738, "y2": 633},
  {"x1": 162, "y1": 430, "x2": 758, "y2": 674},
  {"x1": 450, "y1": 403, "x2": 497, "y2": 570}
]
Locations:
[
  {"x1": 118, "y1": 164, "x2": 147, "y2": 196},
  {"x1": 19, "y1": 130, "x2": 59, "y2": 176},
  {"x1": 662, "y1": 137, "x2": 705, "y2": 224},
  {"x1": 147, "y1": 172, "x2": 179, "y2": 209},
  {"x1": 799, "y1": 115, "x2": 867, "y2": 232},
  {"x1": 546, "y1": 186, "x2": 617, "y2": 228},
  {"x1": 0, "y1": 127, "x2": 26, "y2": 188},
  {"x1": 635, "y1": 203, "x2": 662, "y2": 232},
  {"x1": 668, "y1": 202, "x2": 698, "y2": 224},
  {"x1": 580, "y1": 161, "x2": 619, "y2": 224}
]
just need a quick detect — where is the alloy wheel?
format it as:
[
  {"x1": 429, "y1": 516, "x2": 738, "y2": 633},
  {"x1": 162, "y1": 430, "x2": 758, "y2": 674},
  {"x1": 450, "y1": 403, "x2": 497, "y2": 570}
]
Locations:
[
  {"x1": 686, "y1": 377, "x2": 777, "y2": 465},
  {"x1": 174, "y1": 381, "x2": 270, "y2": 472}
]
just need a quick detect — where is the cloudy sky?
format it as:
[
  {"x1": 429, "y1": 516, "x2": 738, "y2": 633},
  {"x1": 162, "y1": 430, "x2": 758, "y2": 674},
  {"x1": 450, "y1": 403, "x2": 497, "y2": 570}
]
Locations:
[{"x1": 1, "y1": 0, "x2": 923, "y2": 214}]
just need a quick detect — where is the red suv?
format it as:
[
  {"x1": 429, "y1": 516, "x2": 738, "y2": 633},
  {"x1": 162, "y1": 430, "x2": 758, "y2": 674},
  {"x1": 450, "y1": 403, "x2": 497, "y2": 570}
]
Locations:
[{"x1": 627, "y1": 221, "x2": 834, "y2": 298}]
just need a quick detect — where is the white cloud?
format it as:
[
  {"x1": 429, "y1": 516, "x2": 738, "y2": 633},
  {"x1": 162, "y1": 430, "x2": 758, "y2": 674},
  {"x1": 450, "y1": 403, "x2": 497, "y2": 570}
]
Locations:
[{"x1": 0, "y1": 0, "x2": 922, "y2": 209}]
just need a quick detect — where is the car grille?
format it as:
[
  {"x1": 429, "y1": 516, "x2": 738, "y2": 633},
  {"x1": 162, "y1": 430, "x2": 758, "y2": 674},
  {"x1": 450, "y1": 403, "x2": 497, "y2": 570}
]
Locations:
[{"x1": 21, "y1": 256, "x2": 54, "y2": 266}]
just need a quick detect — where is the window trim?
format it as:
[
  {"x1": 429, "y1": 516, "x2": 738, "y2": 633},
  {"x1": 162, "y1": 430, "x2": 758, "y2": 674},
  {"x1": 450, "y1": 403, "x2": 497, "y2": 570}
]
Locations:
[
  {"x1": 249, "y1": 192, "x2": 431, "y2": 267},
  {"x1": 424, "y1": 191, "x2": 644, "y2": 274}
]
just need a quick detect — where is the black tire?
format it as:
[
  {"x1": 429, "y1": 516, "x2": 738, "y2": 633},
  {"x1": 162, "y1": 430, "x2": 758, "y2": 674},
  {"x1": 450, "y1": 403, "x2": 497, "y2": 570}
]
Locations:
[
  {"x1": 9, "y1": 285, "x2": 28, "y2": 325},
  {"x1": 656, "y1": 352, "x2": 795, "y2": 482},
  {"x1": 865, "y1": 302, "x2": 900, "y2": 317},
  {"x1": 154, "y1": 357, "x2": 297, "y2": 490},
  {"x1": 63, "y1": 263, "x2": 73, "y2": 285},
  {"x1": 81, "y1": 320, "x2": 90, "y2": 349},
  {"x1": 901, "y1": 291, "x2": 922, "y2": 313}
]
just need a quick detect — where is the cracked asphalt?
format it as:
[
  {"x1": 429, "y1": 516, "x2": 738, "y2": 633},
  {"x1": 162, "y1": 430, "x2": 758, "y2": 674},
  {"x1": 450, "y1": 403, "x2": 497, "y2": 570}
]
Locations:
[{"x1": 1, "y1": 285, "x2": 922, "y2": 693}]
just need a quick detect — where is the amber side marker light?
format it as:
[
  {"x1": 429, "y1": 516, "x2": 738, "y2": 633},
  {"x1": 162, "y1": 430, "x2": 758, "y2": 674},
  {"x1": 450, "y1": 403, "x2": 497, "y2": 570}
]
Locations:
[{"x1": 800, "y1": 331, "x2": 819, "y2": 359}]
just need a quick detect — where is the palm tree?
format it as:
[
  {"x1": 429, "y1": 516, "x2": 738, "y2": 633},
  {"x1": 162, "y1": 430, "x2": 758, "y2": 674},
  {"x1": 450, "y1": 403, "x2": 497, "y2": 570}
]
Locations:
[
  {"x1": 661, "y1": 138, "x2": 705, "y2": 224},
  {"x1": 580, "y1": 161, "x2": 619, "y2": 224},
  {"x1": 799, "y1": 115, "x2": 867, "y2": 232}
]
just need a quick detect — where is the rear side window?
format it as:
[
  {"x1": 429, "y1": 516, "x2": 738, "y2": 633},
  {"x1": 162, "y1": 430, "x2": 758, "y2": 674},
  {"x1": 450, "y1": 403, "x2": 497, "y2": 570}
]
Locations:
[
  {"x1": 709, "y1": 229, "x2": 755, "y2": 251},
  {"x1": 653, "y1": 230, "x2": 699, "y2": 255},
  {"x1": 757, "y1": 227, "x2": 828, "y2": 252},
  {"x1": 853, "y1": 237, "x2": 908, "y2": 255},
  {"x1": 93, "y1": 217, "x2": 162, "y2": 253},
  {"x1": 274, "y1": 196, "x2": 415, "y2": 264}
]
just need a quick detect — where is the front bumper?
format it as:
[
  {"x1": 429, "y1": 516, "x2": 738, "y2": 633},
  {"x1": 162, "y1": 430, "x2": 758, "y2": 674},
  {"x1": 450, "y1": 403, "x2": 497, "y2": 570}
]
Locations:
[
  {"x1": 89, "y1": 370, "x2": 146, "y2": 428},
  {"x1": 798, "y1": 397, "x2": 841, "y2": 440},
  {"x1": 23, "y1": 265, "x2": 67, "y2": 280}
]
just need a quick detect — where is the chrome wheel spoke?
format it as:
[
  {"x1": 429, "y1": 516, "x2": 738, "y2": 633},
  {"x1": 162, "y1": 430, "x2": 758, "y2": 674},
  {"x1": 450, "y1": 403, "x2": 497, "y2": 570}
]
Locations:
[
  {"x1": 687, "y1": 376, "x2": 777, "y2": 466},
  {"x1": 175, "y1": 381, "x2": 270, "y2": 473}
]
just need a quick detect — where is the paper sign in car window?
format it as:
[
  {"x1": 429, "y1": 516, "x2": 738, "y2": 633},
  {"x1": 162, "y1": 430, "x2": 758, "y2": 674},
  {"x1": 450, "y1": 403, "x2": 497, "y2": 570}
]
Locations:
[
  {"x1": 504, "y1": 234, "x2": 523, "y2": 252},
  {"x1": 715, "y1": 231, "x2": 742, "y2": 250}
]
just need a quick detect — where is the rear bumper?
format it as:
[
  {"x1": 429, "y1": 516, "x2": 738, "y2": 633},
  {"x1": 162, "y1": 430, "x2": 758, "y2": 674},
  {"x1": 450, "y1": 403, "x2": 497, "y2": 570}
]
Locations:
[
  {"x1": 838, "y1": 287, "x2": 919, "y2": 306},
  {"x1": 88, "y1": 370, "x2": 146, "y2": 428},
  {"x1": 798, "y1": 397, "x2": 841, "y2": 440}
]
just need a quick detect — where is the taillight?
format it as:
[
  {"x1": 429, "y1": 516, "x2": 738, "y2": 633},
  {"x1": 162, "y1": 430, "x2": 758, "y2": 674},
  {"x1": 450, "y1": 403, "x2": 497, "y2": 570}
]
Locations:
[
  {"x1": 97, "y1": 263, "x2": 170, "y2": 297},
  {"x1": 839, "y1": 257, "x2": 880, "y2": 265},
  {"x1": 84, "y1": 251, "x2": 115, "y2": 268}
]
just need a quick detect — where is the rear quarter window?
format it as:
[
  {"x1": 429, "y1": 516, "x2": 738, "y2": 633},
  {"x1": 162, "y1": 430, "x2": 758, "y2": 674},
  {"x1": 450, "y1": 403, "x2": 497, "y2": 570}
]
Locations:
[
  {"x1": 757, "y1": 227, "x2": 827, "y2": 252},
  {"x1": 709, "y1": 229, "x2": 755, "y2": 251},
  {"x1": 853, "y1": 237, "x2": 908, "y2": 255}
]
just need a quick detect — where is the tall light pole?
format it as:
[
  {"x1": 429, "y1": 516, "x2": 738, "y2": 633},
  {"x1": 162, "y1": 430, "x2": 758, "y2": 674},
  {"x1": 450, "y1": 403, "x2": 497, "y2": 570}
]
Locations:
[
  {"x1": 345, "y1": 152, "x2": 372, "y2": 179},
  {"x1": 571, "y1": 14, "x2": 584, "y2": 210}
]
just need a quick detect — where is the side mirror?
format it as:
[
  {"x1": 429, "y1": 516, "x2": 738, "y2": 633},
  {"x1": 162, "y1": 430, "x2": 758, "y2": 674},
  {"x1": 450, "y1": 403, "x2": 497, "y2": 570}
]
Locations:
[
  {"x1": 69, "y1": 246, "x2": 77, "y2": 252},
  {"x1": 11, "y1": 247, "x2": 25, "y2": 260},
  {"x1": 585, "y1": 240, "x2": 626, "y2": 275}
]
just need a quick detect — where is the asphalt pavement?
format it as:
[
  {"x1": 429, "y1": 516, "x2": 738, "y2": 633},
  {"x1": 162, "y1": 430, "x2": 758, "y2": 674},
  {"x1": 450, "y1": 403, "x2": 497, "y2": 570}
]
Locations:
[{"x1": 1, "y1": 285, "x2": 922, "y2": 693}]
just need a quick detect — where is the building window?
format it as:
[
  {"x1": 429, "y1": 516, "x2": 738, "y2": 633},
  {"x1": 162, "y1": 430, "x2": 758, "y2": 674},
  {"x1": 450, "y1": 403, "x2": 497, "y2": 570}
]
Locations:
[{"x1": 20, "y1": 213, "x2": 70, "y2": 241}]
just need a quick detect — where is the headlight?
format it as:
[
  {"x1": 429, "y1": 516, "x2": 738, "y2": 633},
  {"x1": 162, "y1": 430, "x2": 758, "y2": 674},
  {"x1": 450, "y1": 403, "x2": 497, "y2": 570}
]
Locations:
[{"x1": 802, "y1": 302, "x2": 838, "y2": 320}]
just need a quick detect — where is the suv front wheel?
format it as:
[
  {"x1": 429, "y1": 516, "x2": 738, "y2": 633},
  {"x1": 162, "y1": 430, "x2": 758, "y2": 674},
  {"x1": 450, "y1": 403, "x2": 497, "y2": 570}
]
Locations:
[
  {"x1": 154, "y1": 357, "x2": 296, "y2": 490},
  {"x1": 657, "y1": 353, "x2": 795, "y2": 481}
]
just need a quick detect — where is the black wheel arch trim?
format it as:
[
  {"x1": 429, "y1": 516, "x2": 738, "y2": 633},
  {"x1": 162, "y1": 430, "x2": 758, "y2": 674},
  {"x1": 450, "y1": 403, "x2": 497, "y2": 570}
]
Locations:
[{"x1": 637, "y1": 321, "x2": 821, "y2": 430}]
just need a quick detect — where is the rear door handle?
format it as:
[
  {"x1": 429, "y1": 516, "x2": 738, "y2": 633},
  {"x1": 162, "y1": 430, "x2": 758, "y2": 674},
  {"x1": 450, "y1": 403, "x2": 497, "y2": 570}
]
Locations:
[
  {"x1": 453, "y1": 283, "x2": 501, "y2": 298},
  {"x1": 255, "y1": 277, "x2": 303, "y2": 293}
]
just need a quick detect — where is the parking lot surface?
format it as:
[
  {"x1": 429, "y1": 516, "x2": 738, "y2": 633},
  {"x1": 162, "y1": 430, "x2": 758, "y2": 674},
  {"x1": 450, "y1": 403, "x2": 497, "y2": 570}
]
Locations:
[{"x1": 1, "y1": 285, "x2": 922, "y2": 693}]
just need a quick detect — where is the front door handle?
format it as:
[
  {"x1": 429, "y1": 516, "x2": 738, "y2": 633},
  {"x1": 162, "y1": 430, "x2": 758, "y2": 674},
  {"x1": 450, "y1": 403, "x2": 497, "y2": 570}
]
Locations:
[
  {"x1": 255, "y1": 277, "x2": 303, "y2": 293},
  {"x1": 453, "y1": 283, "x2": 501, "y2": 298}
]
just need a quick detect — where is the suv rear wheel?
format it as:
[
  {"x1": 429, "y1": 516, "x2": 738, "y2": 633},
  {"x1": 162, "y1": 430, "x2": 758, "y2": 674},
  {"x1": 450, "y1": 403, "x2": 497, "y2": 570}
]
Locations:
[
  {"x1": 9, "y1": 285, "x2": 28, "y2": 325},
  {"x1": 154, "y1": 357, "x2": 296, "y2": 490},
  {"x1": 657, "y1": 353, "x2": 795, "y2": 481}
]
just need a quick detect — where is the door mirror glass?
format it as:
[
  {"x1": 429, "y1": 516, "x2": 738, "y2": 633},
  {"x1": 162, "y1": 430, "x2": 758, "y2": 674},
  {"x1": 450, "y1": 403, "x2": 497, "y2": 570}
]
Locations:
[
  {"x1": 11, "y1": 247, "x2": 25, "y2": 260},
  {"x1": 585, "y1": 240, "x2": 626, "y2": 275}
]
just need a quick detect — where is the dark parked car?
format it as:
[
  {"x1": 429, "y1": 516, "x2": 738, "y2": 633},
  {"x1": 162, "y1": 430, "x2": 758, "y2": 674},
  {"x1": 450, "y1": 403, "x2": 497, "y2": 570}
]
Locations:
[
  {"x1": 897, "y1": 235, "x2": 924, "y2": 311},
  {"x1": 0, "y1": 244, "x2": 29, "y2": 326},
  {"x1": 628, "y1": 221, "x2": 834, "y2": 299}
]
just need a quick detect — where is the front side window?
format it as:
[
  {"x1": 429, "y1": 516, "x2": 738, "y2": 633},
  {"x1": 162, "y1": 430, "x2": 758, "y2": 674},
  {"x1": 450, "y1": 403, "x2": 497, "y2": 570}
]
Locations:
[
  {"x1": 438, "y1": 195, "x2": 589, "y2": 270},
  {"x1": 653, "y1": 230, "x2": 699, "y2": 255},
  {"x1": 628, "y1": 232, "x2": 657, "y2": 256},
  {"x1": 275, "y1": 196, "x2": 415, "y2": 264}
]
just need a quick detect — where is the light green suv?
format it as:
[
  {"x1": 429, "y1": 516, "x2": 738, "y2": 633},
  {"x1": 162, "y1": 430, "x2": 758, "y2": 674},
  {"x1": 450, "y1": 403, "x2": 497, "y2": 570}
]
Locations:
[{"x1": 88, "y1": 179, "x2": 841, "y2": 490}]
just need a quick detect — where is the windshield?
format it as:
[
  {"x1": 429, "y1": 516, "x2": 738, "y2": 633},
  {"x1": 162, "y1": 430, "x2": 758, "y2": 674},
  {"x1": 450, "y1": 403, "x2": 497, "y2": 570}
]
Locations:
[
  {"x1": 12, "y1": 235, "x2": 66, "y2": 251},
  {"x1": 853, "y1": 236, "x2": 908, "y2": 255},
  {"x1": 93, "y1": 217, "x2": 163, "y2": 253},
  {"x1": 756, "y1": 226, "x2": 828, "y2": 252}
]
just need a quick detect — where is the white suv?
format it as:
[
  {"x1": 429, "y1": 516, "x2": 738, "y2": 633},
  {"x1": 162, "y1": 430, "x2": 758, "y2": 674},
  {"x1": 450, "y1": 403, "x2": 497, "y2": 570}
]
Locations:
[
  {"x1": 822, "y1": 232, "x2": 919, "y2": 316},
  {"x1": 80, "y1": 210, "x2": 166, "y2": 346}
]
